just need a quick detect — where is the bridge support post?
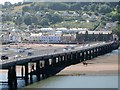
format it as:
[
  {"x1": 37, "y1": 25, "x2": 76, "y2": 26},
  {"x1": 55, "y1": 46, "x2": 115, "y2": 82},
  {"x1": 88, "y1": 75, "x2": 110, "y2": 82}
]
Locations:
[
  {"x1": 8, "y1": 65, "x2": 17, "y2": 89},
  {"x1": 81, "y1": 52, "x2": 84, "y2": 62},
  {"x1": 85, "y1": 50, "x2": 88, "y2": 60},
  {"x1": 95, "y1": 48, "x2": 97, "y2": 57},
  {"x1": 44, "y1": 59, "x2": 50, "y2": 78},
  {"x1": 36, "y1": 61, "x2": 40, "y2": 81},
  {"x1": 92, "y1": 48, "x2": 95, "y2": 58},
  {"x1": 58, "y1": 56, "x2": 61, "y2": 66},
  {"x1": 67, "y1": 54, "x2": 71, "y2": 65},
  {"x1": 24, "y1": 63, "x2": 28, "y2": 86},
  {"x1": 72, "y1": 53, "x2": 77, "y2": 64},
  {"x1": 60, "y1": 56, "x2": 63, "y2": 66},
  {"x1": 21, "y1": 65, "x2": 24, "y2": 79},
  {"x1": 64, "y1": 54, "x2": 68, "y2": 65},
  {"x1": 101, "y1": 46, "x2": 104, "y2": 55},
  {"x1": 98, "y1": 47, "x2": 101, "y2": 56},
  {"x1": 77, "y1": 52, "x2": 80, "y2": 63},
  {"x1": 40, "y1": 61, "x2": 45, "y2": 79},
  {"x1": 52, "y1": 57, "x2": 57, "y2": 67},
  {"x1": 70, "y1": 53, "x2": 73, "y2": 64}
]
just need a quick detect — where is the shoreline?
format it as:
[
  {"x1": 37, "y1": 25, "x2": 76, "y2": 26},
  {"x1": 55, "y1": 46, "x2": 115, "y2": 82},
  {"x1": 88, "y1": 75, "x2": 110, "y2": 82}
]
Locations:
[{"x1": 56, "y1": 53, "x2": 118, "y2": 76}]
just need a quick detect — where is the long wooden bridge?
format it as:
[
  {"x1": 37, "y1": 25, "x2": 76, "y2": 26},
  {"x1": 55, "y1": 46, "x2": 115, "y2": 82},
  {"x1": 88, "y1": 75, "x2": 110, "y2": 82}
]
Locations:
[{"x1": 0, "y1": 41, "x2": 119, "y2": 89}]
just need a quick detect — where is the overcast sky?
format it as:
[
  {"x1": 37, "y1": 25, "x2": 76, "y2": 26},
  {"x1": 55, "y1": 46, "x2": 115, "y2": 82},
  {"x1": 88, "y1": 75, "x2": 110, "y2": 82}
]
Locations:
[{"x1": 0, "y1": 0, "x2": 119, "y2": 4}]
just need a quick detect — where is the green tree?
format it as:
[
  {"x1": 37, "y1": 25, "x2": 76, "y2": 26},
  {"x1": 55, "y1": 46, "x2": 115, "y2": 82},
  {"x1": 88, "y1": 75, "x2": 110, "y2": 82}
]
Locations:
[
  {"x1": 51, "y1": 14, "x2": 63, "y2": 24},
  {"x1": 83, "y1": 5, "x2": 89, "y2": 11},
  {"x1": 22, "y1": 6, "x2": 30, "y2": 12},
  {"x1": 70, "y1": 3, "x2": 81, "y2": 10},
  {"x1": 48, "y1": 3, "x2": 69, "y2": 10},
  {"x1": 31, "y1": 16, "x2": 38, "y2": 25},
  {"x1": 89, "y1": 3, "x2": 96, "y2": 11},
  {"x1": 3, "y1": 2, "x2": 12, "y2": 8},
  {"x1": 40, "y1": 18, "x2": 49, "y2": 27},
  {"x1": 112, "y1": 24, "x2": 120, "y2": 40},
  {"x1": 24, "y1": 16, "x2": 32, "y2": 25},
  {"x1": 15, "y1": 15, "x2": 23, "y2": 27},
  {"x1": 99, "y1": 4, "x2": 112, "y2": 14}
]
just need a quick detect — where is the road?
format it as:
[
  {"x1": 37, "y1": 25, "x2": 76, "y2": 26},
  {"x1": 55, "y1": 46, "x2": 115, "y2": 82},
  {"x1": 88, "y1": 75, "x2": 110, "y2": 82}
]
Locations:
[{"x1": 0, "y1": 42, "x2": 110, "y2": 65}]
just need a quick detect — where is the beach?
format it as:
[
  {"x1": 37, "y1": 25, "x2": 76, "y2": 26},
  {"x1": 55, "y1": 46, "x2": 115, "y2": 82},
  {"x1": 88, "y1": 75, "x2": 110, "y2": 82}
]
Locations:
[{"x1": 57, "y1": 52, "x2": 118, "y2": 76}]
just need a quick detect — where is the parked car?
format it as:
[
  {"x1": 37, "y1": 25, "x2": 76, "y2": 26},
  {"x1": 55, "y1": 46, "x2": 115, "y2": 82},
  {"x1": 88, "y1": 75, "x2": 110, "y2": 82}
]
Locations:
[
  {"x1": 1, "y1": 55, "x2": 8, "y2": 60},
  {"x1": 14, "y1": 55, "x2": 22, "y2": 59},
  {"x1": 27, "y1": 51, "x2": 33, "y2": 56},
  {"x1": 63, "y1": 48, "x2": 68, "y2": 52},
  {"x1": 3, "y1": 47, "x2": 9, "y2": 50},
  {"x1": 18, "y1": 49, "x2": 25, "y2": 53},
  {"x1": 23, "y1": 47, "x2": 32, "y2": 50}
]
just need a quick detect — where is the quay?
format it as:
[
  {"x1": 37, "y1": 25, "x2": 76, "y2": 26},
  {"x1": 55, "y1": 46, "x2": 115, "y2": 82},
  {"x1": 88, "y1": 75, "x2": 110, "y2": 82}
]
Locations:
[{"x1": 0, "y1": 41, "x2": 119, "y2": 89}]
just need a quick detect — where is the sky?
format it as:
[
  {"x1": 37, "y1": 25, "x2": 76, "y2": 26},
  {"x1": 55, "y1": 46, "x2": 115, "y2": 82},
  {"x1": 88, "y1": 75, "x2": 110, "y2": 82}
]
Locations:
[
  {"x1": 0, "y1": 0, "x2": 119, "y2": 4},
  {"x1": 0, "y1": 0, "x2": 23, "y2": 4}
]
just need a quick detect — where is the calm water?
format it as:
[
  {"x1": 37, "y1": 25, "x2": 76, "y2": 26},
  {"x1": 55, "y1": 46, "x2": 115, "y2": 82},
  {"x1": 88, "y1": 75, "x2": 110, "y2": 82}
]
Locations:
[
  {"x1": 0, "y1": 49, "x2": 119, "y2": 89},
  {"x1": 25, "y1": 76, "x2": 118, "y2": 88}
]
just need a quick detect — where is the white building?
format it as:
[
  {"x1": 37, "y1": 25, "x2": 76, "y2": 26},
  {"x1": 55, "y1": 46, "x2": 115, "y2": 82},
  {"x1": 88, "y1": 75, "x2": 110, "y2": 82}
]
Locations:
[
  {"x1": 28, "y1": 33, "x2": 42, "y2": 42},
  {"x1": 40, "y1": 35, "x2": 61, "y2": 43},
  {"x1": 82, "y1": 13, "x2": 90, "y2": 20},
  {"x1": 0, "y1": 33, "x2": 9, "y2": 43}
]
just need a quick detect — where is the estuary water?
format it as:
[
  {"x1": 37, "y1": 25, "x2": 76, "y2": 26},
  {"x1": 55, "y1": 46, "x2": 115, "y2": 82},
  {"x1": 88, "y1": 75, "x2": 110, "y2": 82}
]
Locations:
[{"x1": 25, "y1": 76, "x2": 118, "y2": 88}]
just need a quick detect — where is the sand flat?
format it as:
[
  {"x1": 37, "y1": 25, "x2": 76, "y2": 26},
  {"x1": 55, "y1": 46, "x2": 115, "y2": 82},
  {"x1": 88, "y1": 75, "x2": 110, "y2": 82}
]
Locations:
[{"x1": 57, "y1": 54, "x2": 118, "y2": 76}]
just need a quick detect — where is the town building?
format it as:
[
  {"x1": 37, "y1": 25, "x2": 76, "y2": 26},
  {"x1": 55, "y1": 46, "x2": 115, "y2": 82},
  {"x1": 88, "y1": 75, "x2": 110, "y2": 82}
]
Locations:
[{"x1": 76, "y1": 31, "x2": 114, "y2": 43}]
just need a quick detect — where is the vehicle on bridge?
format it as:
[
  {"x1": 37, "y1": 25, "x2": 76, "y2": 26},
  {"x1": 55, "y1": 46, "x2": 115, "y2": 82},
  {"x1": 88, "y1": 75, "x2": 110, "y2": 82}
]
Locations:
[
  {"x1": 1, "y1": 55, "x2": 9, "y2": 60},
  {"x1": 18, "y1": 49, "x2": 25, "y2": 53},
  {"x1": 14, "y1": 55, "x2": 22, "y2": 59},
  {"x1": 27, "y1": 51, "x2": 33, "y2": 56}
]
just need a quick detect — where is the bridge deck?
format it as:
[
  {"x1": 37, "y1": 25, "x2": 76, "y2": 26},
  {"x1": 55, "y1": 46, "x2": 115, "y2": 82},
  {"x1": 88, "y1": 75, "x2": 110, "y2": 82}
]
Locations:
[{"x1": 0, "y1": 42, "x2": 115, "y2": 69}]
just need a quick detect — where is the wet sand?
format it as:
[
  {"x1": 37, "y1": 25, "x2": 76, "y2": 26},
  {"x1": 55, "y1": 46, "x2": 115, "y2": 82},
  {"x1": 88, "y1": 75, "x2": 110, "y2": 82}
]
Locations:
[{"x1": 57, "y1": 54, "x2": 118, "y2": 76}]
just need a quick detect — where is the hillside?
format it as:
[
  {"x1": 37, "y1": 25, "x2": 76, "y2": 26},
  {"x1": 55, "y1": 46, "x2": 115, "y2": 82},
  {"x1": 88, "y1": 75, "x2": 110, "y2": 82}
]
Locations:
[{"x1": 11, "y1": 3, "x2": 32, "y2": 13}]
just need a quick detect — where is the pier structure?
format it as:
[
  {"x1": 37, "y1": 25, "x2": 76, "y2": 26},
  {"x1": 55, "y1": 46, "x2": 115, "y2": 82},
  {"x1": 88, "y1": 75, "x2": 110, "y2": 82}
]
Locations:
[{"x1": 0, "y1": 41, "x2": 119, "y2": 89}]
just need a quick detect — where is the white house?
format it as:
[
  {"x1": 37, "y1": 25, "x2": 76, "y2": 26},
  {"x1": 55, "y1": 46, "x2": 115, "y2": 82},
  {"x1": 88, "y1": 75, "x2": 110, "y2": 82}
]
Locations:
[
  {"x1": 71, "y1": 12, "x2": 79, "y2": 17},
  {"x1": 59, "y1": 11, "x2": 71, "y2": 17},
  {"x1": 90, "y1": 14, "x2": 98, "y2": 21},
  {"x1": 82, "y1": 13, "x2": 90, "y2": 20}
]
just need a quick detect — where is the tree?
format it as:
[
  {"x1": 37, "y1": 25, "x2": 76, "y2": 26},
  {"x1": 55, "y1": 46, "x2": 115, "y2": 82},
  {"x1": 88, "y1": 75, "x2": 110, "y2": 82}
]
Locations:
[
  {"x1": 39, "y1": 18, "x2": 49, "y2": 27},
  {"x1": 17, "y1": 2, "x2": 22, "y2": 6},
  {"x1": 83, "y1": 5, "x2": 89, "y2": 11},
  {"x1": 99, "y1": 4, "x2": 112, "y2": 14},
  {"x1": 111, "y1": 14, "x2": 119, "y2": 22},
  {"x1": 89, "y1": 3, "x2": 96, "y2": 11},
  {"x1": 31, "y1": 16, "x2": 38, "y2": 25},
  {"x1": 3, "y1": 2, "x2": 12, "y2": 8},
  {"x1": 70, "y1": 3, "x2": 81, "y2": 10},
  {"x1": 24, "y1": 16, "x2": 32, "y2": 25},
  {"x1": 51, "y1": 14, "x2": 63, "y2": 24},
  {"x1": 48, "y1": 3, "x2": 69, "y2": 10},
  {"x1": 15, "y1": 15, "x2": 23, "y2": 27},
  {"x1": 2, "y1": 14, "x2": 12, "y2": 22},
  {"x1": 112, "y1": 24, "x2": 120, "y2": 40},
  {"x1": 22, "y1": 6, "x2": 30, "y2": 12}
]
